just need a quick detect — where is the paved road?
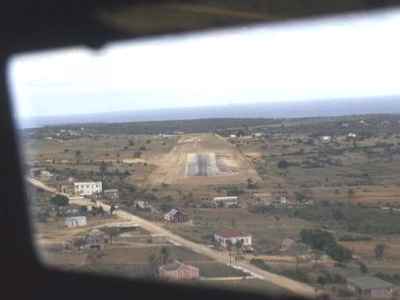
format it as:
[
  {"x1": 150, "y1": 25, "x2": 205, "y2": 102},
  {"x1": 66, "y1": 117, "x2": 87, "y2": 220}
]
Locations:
[
  {"x1": 27, "y1": 177, "x2": 316, "y2": 298},
  {"x1": 197, "y1": 154, "x2": 208, "y2": 176}
]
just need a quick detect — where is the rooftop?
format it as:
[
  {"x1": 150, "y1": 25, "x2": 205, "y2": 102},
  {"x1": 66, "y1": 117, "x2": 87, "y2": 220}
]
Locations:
[
  {"x1": 160, "y1": 260, "x2": 197, "y2": 272},
  {"x1": 215, "y1": 229, "x2": 249, "y2": 238},
  {"x1": 160, "y1": 261, "x2": 182, "y2": 272},
  {"x1": 348, "y1": 276, "x2": 394, "y2": 290}
]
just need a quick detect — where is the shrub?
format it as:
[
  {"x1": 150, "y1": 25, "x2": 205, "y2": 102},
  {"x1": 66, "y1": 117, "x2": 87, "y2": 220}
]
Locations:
[
  {"x1": 250, "y1": 259, "x2": 272, "y2": 271},
  {"x1": 336, "y1": 287, "x2": 354, "y2": 298},
  {"x1": 280, "y1": 269, "x2": 310, "y2": 283},
  {"x1": 300, "y1": 229, "x2": 352, "y2": 262},
  {"x1": 277, "y1": 160, "x2": 289, "y2": 169},
  {"x1": 50, "y1": 194, "x2": 69, "y2": 207}
]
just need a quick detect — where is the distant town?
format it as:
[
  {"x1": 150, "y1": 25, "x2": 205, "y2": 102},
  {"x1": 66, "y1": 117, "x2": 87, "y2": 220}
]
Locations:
[{"x1": 23, "y1": 114, "x2": 400, "y2": 299}]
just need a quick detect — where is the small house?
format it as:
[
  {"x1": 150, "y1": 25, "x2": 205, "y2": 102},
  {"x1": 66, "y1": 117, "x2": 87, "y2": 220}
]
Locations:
[
  {"x1": 212, "y1": 196, "x2": 239, "y2": 208},
  {"x1": 347, "y1": 132, "x2": 357, "y2": 139},
  {"x1": 214, "y1": 229, "x2": 252, "y2": 248},
  {"x1": 159, "y1": 260, "x2": 200, "y2": 281},
  {"x1": 164, "y1": 209, "x2": 188, "y2": 223},
  {"x1": 134, "y1": 200, "x2": 152, "y2": 210},
  {"x1": 84, "y1": 229, "x2": 109, "y2": 250},
  {"x1": 104, "y1": 189, "x2": 119, "y2": 201},
  {"x1": 74, "y1": 181, "x2": 102, "y2": 196},
  {"x1": 347, "y1": 276, "x2": 394, "y2": 299},
  {"x1": 252, "y1": 193, "x2": 272, "y2": 205},
  {"x1": 65, "y1": 216, "x2": 87, "y2": 228},
  {"x1": 280, "y1": 238, "x2": 296, "y2": 252},
  {"x1": 29, "y1": 168, "x2": 52, "y2": 178},
  {"x1": 320, "y1": 136, "x2": 332, "y2": 143},
  {"x1": 58, "y1": 183, "x2": 73, "y2": 194}
]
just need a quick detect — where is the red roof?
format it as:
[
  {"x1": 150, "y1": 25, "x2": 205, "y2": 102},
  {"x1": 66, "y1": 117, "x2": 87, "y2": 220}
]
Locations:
[{"x1": 215, "y1": 229, "x2": 249, "y2": 238}]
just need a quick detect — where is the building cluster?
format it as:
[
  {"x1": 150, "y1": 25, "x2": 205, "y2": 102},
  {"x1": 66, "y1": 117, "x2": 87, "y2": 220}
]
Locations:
[
  {"x1": 65, "y1": 216, "x2": 87, "y2": 228},
  {"x1": 59, "y1": 180, "x2": 120, "y2": 203},
  {"x1": 64, "y1": 228, "x2": 109, "y2": 251}
]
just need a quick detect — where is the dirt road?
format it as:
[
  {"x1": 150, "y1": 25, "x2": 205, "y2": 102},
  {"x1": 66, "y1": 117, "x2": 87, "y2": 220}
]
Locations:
[{"x1": 28, "y1": 178, "x2": 316, "y2": 298}]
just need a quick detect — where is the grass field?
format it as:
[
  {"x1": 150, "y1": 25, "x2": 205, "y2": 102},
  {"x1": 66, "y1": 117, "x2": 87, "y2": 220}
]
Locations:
[
  {"x1": 167, "y1": 208, "x2": 317, "y2": 253},
  {"x1": 40, "y1": 242, "x2": 248, "y2": 279}
]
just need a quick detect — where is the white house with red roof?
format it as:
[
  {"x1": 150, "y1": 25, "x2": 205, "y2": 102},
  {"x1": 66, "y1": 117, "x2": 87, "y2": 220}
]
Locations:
[{"x1": 214, "y1": 229, "x2": 252, "y2": 248}]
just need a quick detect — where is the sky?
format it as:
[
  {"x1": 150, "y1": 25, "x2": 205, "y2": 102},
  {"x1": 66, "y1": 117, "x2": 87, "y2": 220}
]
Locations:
[{"x1": 7, "y1": 8, "x2": 400, "y2": 120}]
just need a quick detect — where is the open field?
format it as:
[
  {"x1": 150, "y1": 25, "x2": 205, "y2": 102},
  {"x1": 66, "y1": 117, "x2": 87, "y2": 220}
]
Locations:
[
  {"x1": 197, "y1": 278, "x2": 290, "y2": 297},
  {"x1": 22, "y1": 114, "x2": 400, "y2": 297},
  {"x1": 167, "y1": 208, "x2": 317, "y2": 253}
]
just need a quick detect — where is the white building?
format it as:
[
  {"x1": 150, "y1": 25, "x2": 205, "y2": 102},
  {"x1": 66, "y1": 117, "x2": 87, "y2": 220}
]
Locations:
[
  {"x1": 65, "y1": 216, "x2": 87, "y2": 228},
  {"x1": 321, "y1": 136, "x2": 332, "y2": 143},
  {"x1": 348, "y1": 132, "x2": 357, "y2": 138},
  {"x1": 74, "y1": 181, "x2": 102, "y2": 196},
  {"x1": 214, "y1": 229, "x2": 252, "y2": 248},
  {"x1": 212, "y1": 196, "x2": 239, "y2": 208}
]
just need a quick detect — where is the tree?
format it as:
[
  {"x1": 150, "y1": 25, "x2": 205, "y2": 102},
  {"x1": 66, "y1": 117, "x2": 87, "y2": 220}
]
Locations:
[
  {"x1": 226, "y1": 240, "x2": 234, "y2": 264},
  {"x1": 160, "y1": 246, "x2": 171, "y2": 265},
  {"x1": 73, "y1": 237, "x2": 86, "y2": 250},
  {"x1": 50, "y1": 194, "x2": 69, "y2": 207},
  {"x1": 110, "y1": 205, "x2": 116, "y2": 215},
  {"x1": 247, "y1": 178, "x2": 257, "y2": 189},
  {"x1": 375, "y1": 243, "x2": 386, "y2": 260},
  {"x1": 79, "y1": 206, "x2": 88, "y2": 215},
  {"x1": 347, "y1": 189, "x2": 355, "y2": 207},
  {"x1": 102, "y1": 227, "x2": 120, "y2": 244},
  {"x1": 147, "y1": 253, "x2": 159, "y2": 278},
  {"x1": 277, "y1": 160, "x2": 289, "y2": 169},
  {"x1": 133, "y1": 151, "x2": 142, "y2": 158},
  {"x1": 359, "y1": 261, "x2": 368, "y2": 274},
  {"x1": 300, "y1": 229, "x2": 352, "y2": 262},
  {"x1": 75, "y1": 150, "x2": 82, "y2": 164},
  {"x1": 295, "y1": 192, "x2": 306, "y2": 203},
  {"x1": 99, "y1": 161, "x2": 107, "y2": 182},
  {"x1": 317, "y1": 276, "x2": 327, "y2": 287},
  {"x1": 235, "y1": 239, "x2": 244, "y2": 261}
]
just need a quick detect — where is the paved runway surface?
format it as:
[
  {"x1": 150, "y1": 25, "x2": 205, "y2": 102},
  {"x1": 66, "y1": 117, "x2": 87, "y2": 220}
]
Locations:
[{"x1": 186, "y1": 153, "x2": 218, "y2": 176}]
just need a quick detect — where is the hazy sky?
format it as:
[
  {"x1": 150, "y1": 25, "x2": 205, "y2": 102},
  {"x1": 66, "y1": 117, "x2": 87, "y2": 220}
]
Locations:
[{"x1": 8, "y1": 8, "x2": 400, "y2": 119}]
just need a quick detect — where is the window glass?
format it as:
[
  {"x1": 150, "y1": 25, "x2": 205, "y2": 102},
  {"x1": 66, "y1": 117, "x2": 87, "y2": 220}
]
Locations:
[{"x1": 9, "y1": 8, "x2": 400, "y2": 299}]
